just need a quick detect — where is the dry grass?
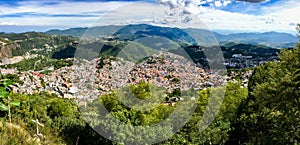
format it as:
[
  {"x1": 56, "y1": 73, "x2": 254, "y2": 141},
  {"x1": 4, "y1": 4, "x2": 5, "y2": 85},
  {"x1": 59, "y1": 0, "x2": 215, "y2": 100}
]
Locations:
[
  {"x1": 0, "y1": 121, "x2": 38, "y2": 145},
  {"x1": 0, "y1": 120, "x2": 66, "y2": 145}
]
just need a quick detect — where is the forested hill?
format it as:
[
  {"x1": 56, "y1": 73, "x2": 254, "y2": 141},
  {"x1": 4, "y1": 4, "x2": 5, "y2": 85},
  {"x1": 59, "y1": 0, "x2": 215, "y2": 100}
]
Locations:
[{"x1": 0, "y1": 32, "x2": 77, "y2": 58}]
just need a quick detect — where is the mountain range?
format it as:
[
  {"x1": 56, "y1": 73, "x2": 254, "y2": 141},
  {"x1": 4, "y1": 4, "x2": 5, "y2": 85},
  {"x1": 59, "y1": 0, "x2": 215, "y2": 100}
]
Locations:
[{"x1": 46, "y1": 24, "x2": 298, "y2": 48}]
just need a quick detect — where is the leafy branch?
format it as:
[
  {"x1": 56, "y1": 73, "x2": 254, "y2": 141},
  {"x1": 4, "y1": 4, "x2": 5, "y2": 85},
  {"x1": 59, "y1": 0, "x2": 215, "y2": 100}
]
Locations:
[{"x1": 0, "y1": 79, "x2": 20, "y2": 134}]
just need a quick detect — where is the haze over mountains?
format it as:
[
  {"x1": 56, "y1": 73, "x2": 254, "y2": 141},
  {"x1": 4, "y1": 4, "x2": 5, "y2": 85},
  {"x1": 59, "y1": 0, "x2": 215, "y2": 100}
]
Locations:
[{"x1": 46, "y1": 24, "x2": 298, "y2": 48}]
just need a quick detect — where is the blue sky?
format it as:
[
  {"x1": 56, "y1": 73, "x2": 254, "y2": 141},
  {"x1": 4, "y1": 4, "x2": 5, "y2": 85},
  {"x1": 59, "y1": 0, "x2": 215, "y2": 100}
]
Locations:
[{"x1": 0, "y1": 0, "x2": 299, "y2": 33}]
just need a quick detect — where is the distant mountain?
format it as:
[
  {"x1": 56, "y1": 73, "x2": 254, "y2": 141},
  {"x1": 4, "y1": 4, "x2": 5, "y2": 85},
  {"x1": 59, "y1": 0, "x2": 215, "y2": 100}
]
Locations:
[
  {"x1": 46, "y1": 27, "x2": 86, "y2": 37},
  {"x1": 214, "y1": 31, "x2": 298, "y2": 48},
  {"x1": 183, "y1": 28, "x2": 298, "y2": 48},
  {"x1": 46, "y1": 26, "x2": 122, "y2": 38},
  {"x1": 113, "y1": 24, "x2": 196, "y2": 44},
  {"x1": 46, "y1": 24, "x2": 298, "y2": 48}
]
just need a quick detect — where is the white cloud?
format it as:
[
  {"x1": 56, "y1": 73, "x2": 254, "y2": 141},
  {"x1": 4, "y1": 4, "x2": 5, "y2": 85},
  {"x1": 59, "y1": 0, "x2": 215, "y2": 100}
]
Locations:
[
  {"x1": 0, "y1": 1, "x2": 134, "y2": 27},
  {"x1": 0, "y1": 21, "x2": 19, "y2": 25},
  {"x1": 214, "y1": 1, "x2": 222, "y2": 7},
  {"x1": 92, "y1": 3, "x2": 168, "y2": 26},
  {"x1": 223, "y1": 0, "x2": 232, "y2": 6},
  {"x1": 155, "y1": 0, "x2": 299, "y2": 33},
  {"x1": 261, "y1": 0, "x2": 300, "y2": 26}
]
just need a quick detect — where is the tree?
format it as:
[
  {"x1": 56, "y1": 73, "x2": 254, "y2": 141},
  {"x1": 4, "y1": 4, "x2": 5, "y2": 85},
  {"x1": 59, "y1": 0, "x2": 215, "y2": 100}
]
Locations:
[
  {"x1": 163, "y1": 82, "x2": 248, "y2": 145},
  {"x1": 82, "y1": 82, "x2": 175, "y2": 144},
  {"x1": 233, "y1": 39, "x2": 300, "y2": 144}
]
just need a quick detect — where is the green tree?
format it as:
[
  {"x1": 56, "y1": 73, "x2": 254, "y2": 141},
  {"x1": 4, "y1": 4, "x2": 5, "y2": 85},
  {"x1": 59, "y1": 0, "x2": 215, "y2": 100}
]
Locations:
[
  {"x1": 233, "y1": 43, "x2": 300, "y2": 144},
  {"x1": 82, "y1": 82, "x2": 176, "y2": 144},
  {"x1": 163, "y1": 82, "x2": 248, "y2": 145}
]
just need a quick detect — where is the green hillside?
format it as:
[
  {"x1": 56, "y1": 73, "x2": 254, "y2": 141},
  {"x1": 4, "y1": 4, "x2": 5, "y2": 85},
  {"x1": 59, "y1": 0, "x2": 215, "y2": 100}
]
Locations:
[{"x1": 0, "y1": 32, "x2": 77, "y2": 57}]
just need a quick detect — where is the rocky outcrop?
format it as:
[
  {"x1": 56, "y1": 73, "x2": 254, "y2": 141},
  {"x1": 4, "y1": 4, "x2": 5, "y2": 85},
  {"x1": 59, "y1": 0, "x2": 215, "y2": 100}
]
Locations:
[{"x1": 0, "y1": 42, "x2": 18, "y2": 59}]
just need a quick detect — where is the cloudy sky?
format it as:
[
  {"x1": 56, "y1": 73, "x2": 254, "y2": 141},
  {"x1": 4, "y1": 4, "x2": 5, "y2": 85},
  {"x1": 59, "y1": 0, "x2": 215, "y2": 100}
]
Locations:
[{"x1": 0, "y1": 0, "x2": 299, "y2": 34}]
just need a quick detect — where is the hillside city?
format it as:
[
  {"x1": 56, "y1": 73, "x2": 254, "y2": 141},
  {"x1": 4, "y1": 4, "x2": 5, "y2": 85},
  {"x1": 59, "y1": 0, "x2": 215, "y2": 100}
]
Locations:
[
  {"x1": 1, "y1": 51, "x2": 252, "y2": 107},
  {"x1": 0, "y1": 23, "x2": 299, "y2": 145}
]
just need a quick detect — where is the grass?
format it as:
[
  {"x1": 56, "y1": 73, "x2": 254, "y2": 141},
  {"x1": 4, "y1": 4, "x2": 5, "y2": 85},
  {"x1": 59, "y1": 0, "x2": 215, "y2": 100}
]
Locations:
[
  {"x1": 0, "y1": 121, "x2": 38, "y2": 145},
  {"x1": 0, "y1": 116, "x2": 66, "y2": 145}
]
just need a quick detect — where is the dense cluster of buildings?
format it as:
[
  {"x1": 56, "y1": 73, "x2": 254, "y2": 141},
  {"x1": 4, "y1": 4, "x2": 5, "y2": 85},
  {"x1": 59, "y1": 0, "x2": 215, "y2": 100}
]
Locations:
[
  {"x1": 1, "y1": 52, "x2": 252, "y2": 106},
  {"x1": 224, "y1": 54, "x2": 278, "y2": 68}
]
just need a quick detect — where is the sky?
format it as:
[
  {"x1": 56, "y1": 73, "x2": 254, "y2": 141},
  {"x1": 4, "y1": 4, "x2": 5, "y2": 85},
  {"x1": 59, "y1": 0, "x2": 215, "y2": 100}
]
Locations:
[{"x1": 0, "y1": 0, "x2": 299, "y2": 34}]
